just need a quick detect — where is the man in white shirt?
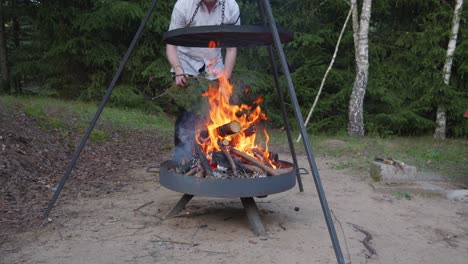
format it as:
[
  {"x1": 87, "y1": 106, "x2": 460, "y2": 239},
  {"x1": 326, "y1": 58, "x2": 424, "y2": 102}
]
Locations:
[{"x1": 166, "y1": 0, "x2": 240, "y2": 86}]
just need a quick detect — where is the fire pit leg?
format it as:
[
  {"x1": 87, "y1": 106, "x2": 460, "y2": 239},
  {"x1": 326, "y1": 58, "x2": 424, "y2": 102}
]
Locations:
[
  {"x1": 164, "y1": 194, "x2": 194, "y2": 219},
  {"x1": 241, "y1": 197, "x2": 266, "y2": 236}
]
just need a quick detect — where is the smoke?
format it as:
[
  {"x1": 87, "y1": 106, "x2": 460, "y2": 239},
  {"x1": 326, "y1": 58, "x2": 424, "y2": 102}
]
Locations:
[{"x1": 173, "y1": 111, "x2": 200, "y2": 163}]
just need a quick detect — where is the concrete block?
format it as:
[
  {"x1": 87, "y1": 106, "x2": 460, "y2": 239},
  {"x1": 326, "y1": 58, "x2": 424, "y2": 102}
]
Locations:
[
  {"x1": 369, "y1": 181, "x2": 448, "y2": 197},
  {"x1": 370, "y1": 161, "x2": 417, "y2": 183}
]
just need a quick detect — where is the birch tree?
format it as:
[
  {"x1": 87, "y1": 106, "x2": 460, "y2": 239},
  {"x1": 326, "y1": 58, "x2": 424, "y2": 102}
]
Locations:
[
  {"x1": 347, "y1": 0, "x2": 372, "y2": 136},
  {"x1": 433, "y1": 0, "x2": 464, "y2": 140},
  {"x1": 296, "y1": 2, "x2": 353, "y2": 142}
]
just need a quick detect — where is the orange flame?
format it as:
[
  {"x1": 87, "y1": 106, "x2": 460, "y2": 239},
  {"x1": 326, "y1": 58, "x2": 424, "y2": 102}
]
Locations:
[{"x1": 195, "y1": 42, "x2": 275, "y2": 167}]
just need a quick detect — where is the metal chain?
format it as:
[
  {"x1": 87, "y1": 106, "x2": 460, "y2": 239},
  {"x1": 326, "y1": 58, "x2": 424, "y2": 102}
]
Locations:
[
  {"x1": 187, "y1": 1, "x2": 202, "y2": 27},
  {"x1": 221, "y1": 0, "x2": 225, "y2": 25},
  {"x1": 188, "y1": 0, "x2": 226, "y2": 27}
]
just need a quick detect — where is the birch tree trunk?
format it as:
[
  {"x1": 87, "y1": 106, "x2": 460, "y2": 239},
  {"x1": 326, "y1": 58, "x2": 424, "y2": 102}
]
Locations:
[
  {"x1": 348, "y1": 0, "x2": 372, "y2": 136},
  {"x1": 433, "y1": 0, "x2": 464, "y2": 140},
  {"x1": 296, "y1": 3, "x2": 354, "y2": 142},
  {"x1": 0, "y1": 0, "x2": 10, "y2": 91}
]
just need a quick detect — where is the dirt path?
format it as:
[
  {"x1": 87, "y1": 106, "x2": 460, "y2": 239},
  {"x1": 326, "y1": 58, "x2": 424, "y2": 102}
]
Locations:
[{"x1": 1, "y1": 155, "x2": 467, "y2": 264}]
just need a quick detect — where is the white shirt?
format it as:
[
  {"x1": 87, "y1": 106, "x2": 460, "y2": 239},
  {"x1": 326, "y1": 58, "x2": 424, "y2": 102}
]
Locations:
[{"x1": 169, "y1": 0, "x2": 240, "y2": 80}]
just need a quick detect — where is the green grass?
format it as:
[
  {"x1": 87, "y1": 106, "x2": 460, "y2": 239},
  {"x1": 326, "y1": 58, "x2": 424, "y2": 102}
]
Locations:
[
  {"x1": 1, "y1": 95, "x2": 173, "y2": 135},
  {"x1": 268, "y1": 130, "x2": 467, "y2": 181},
  {"x1": 392, "y1": 191, "x2": 413, "y2": 200}
]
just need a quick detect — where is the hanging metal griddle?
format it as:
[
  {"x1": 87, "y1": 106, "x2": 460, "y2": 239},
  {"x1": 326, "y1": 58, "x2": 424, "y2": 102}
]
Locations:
[{"x1": 164, "y1": 24, "x2": 294, "y2": 47}]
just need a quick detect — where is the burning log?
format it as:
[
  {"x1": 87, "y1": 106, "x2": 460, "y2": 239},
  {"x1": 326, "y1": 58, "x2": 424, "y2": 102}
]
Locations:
[
  {"x1": 251, "y1": 149, "x2": 266, "y2": 163},
  {"x1": 244, "y1": 124, "x2": 257, "y2": 137},
  {"x1": 217, "y1": 140, "x2": 237, "y2": 177},
  {"x1": 243, "y1": 164, "x2": 265, "y2": 175},
  {"x1": 230, "y1": 148, "x2": 279, "y2": 176},
  {"x1": 268, "y1": 151, "x2": 279, "y2": 163},
  {"x1": 198, "y1": 129, "x2": 210, "y2": 143},
  {"x1": 217, "y1": 121, "x2": 241, "y2": 137},
  {"x1": 195, "y1": 144, "x2": 214, "y2": 178},
  {"x1": 221, "y1": 138, "x2": 230, "y2": 146}
]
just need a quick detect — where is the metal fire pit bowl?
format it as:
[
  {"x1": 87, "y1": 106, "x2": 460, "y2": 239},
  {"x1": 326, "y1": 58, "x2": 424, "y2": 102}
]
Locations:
[{"x1": 160, "y1": 160, "x2": 296, "y2": 198}]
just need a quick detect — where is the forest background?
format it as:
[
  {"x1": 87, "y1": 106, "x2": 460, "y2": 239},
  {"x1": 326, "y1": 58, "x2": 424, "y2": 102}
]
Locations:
[{"x1": 0, "y1": 0, "x2": 466, "y2": 138}]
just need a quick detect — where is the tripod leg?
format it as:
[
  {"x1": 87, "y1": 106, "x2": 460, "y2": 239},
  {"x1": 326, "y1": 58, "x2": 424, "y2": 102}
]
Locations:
[
  {"x1": 43, "y1": 0, "x2": 161, "y2": 218},
  {"x1": 256, "y1": 0, "x2": 304, "y2": 192},
  {"x1": 260, "y1": 0, "x2": 345, "y2": 263},
  {"x1": 164, "y1": 194, "x2": 194, "y2": 219}
]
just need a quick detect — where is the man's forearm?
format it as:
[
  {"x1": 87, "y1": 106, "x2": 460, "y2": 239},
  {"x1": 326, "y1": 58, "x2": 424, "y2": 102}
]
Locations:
[
  {"x1": 224, "y1": 47, "x2": 237, "y2": 79},
  {"x1": 166, "y1": 44, "x2": 182, "y2": 70},
  {"x1": 166, "y1": 44, "x2": 187, "y2": 86}
]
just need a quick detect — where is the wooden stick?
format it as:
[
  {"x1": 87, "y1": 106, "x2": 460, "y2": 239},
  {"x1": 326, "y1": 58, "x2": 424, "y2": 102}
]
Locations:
[
  {"x1": 230, "y1": 148, "x2": 279, "y2": 176},
  {"x1": 252, "y1": 149, "x2": 266, "y2": 162},
  {"x1": 349, "y1": 223, "x2": 377, "y2": 256},
  {"x1": 194, "y1": 170, "x2": 204, "y2": 178},
  {"x1": 218, "y1": 140, "x2": 237, "y2": 177},
  {"x1": 184, "y1": 167, "x2": 198, "y2": 176},
  {"x1": 195, "y1": 144, "x2": 213, "y2": 178},
  {"x1": 133, "y1": 201, "x2": 154, "y2": 212},
  {"x1": 217, "y1": 121, "x2": 241, "y2": 137}
]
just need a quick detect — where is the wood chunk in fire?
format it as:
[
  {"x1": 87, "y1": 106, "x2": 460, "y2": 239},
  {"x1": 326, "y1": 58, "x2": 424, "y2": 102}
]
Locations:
[
  {"x1": 217, "y1": 140, "x2": 237, "y2": 177},
  {"x1": 217, "y1": 121, "x2": 241, "y2": 137},
  {"x1": 184, "y1": 167, "x2": 198, "y2": 176},
  {"x1": 195, "y1": 144, "x2": 214, "y2": 178},
  {"x1": 230, "y1": 148, "x2": 279, "y2": 176},
  {"x1": 268, "y1": 151, "x2": 279, "y2": 163},
  {"x1": 198, "y1": 129, "x2": 210, "y2": 144},
  {"x1": 243, "y1": 164, "x2": 266, "y2": 175},
  {"x1": 221, "y1": 138, "x2": 230, "y2": 146},
  {"x1": 244, "y1": 124, "x2": 257, "y2": 137}
]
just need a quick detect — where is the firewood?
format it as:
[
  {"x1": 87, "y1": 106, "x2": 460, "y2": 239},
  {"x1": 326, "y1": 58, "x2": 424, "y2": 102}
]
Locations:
[
  {"x1": 194, "y1": 170, "x2": 204, "y2": 178},
  {"x1": 251, "y1": 149, "x2": 266, "y2": 162},
  {"x1": 230, "y1": 148, "x2": 279, "y2": 176},
  {"x1": 217, "y1": 121, "x2": 241, "y2": 137},
  {"x1": 184, "y1": 167, "x2": 198, "y2": 176},
  {"x1": 268, "y1": 151, "x2": 279, "y2": 163},
  {"x1": 217, "y1": 140, "x2": 237, "y2": 177},
  {"x1": 195, "y1": 144, "x2": 213, "y2": 178},
  {"x1": 243, "y1": 164, "x2": 265, "y2": 175},
  {"x1": 244, "y1": 124, "x2": 256, "y2": 137},
  {"x1": 198, "y1": 129, "x2": 210, "y2": 144},
  {"x1": 221, "y1": 138, "x2": 230, "y2": 146}
]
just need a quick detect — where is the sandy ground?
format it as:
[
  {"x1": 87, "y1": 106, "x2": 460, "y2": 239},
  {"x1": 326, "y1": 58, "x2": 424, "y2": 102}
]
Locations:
[{"x1": 1, "y1": 155, "x2": 467, "y2": 264}]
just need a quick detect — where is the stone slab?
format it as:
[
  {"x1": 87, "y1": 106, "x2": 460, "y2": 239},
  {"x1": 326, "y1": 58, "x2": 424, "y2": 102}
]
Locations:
[
  {"x1": 369, "y1": 181, "x2": 452, "y2": 197},
  {"x1": 370, "y1": 161, "x2": 417, "y2": 183}
]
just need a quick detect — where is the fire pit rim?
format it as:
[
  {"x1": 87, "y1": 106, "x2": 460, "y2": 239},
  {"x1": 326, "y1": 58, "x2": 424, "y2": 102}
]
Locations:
[{"x1": 159, "y1": 160, "x2": 296, "y2": 198}]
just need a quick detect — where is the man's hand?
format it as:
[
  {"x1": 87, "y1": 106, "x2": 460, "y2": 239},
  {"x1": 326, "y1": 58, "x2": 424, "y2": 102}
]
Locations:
[{"x1": 174, "y1": 66, "x2": 187, "y2": 87}]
